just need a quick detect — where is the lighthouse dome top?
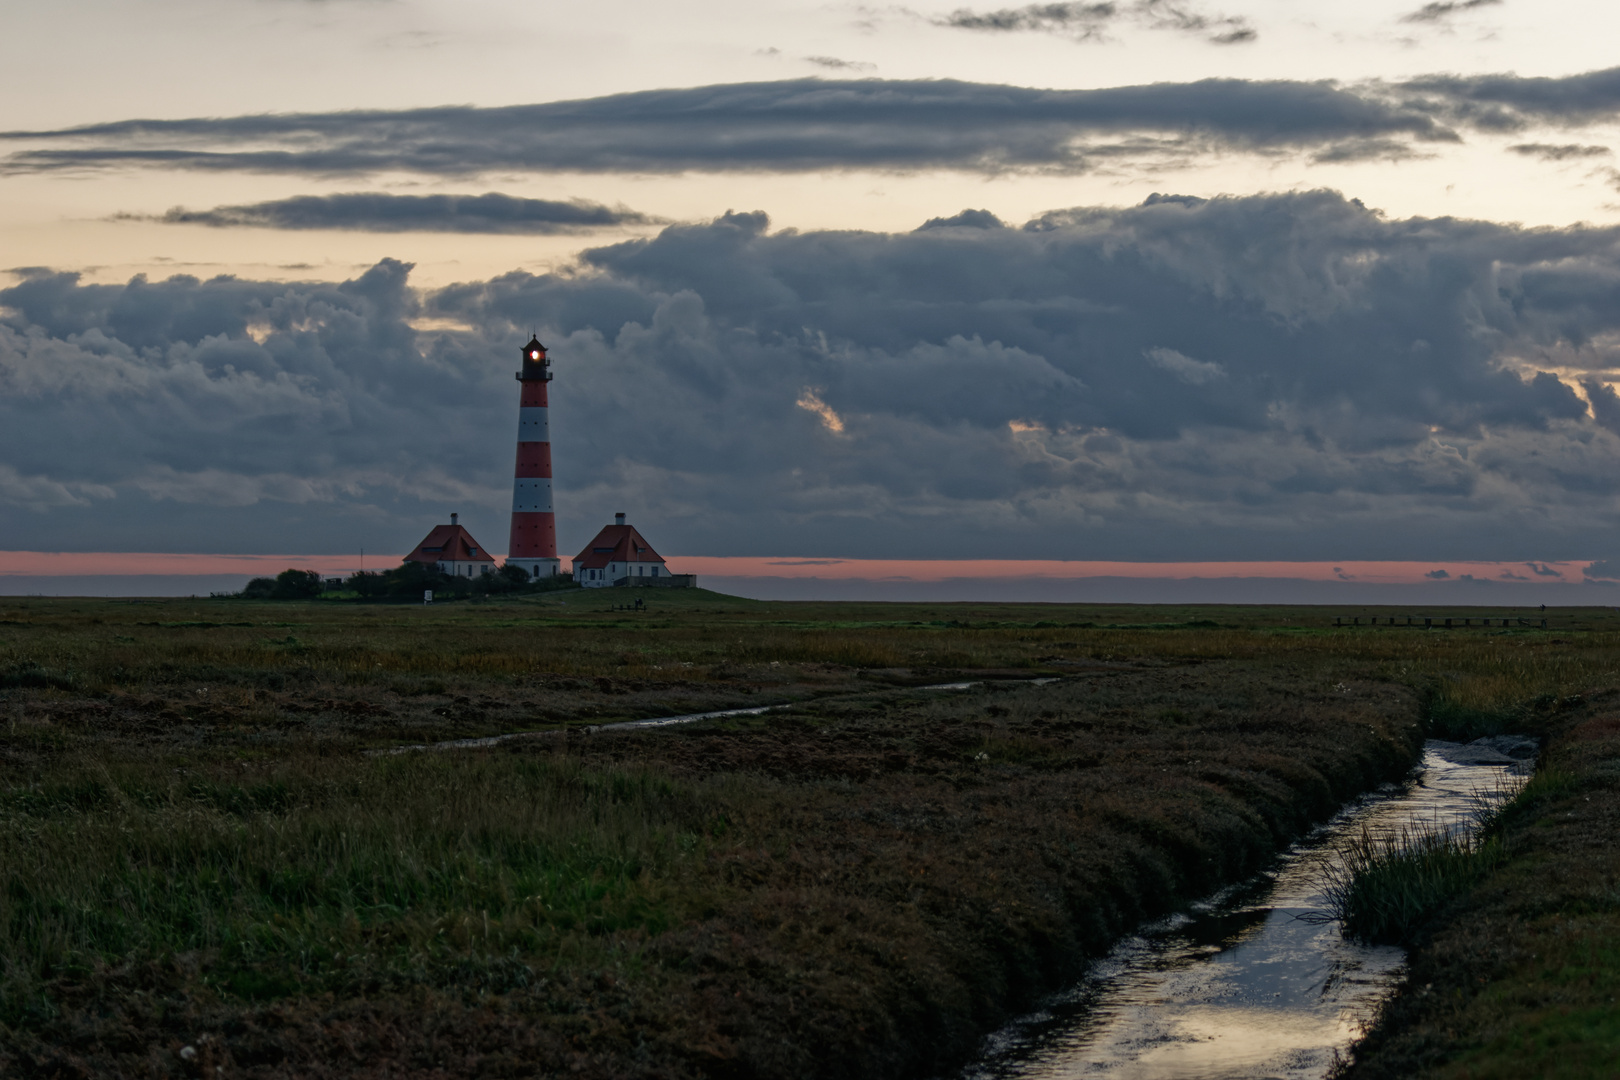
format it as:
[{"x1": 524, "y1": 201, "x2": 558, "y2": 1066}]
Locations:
[{"x1": 517, "y1": 336, "x2": 552, "y2": 382}]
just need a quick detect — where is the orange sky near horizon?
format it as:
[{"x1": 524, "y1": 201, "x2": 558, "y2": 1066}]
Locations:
[{"x1": 0, "y1": 552, "x2": 1595, "y2": 586}]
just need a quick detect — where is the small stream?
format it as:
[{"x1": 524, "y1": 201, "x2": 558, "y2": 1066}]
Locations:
[
  {"x1": 372, "y1": 679, "x2": 1051, "y2": 755},
  {"x1": 954, "y1": 740, "x2": 1534, "y2": 1080}
]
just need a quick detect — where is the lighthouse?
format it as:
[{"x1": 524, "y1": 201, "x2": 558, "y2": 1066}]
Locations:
[{"x1": 505, "y1": 336, "x2": 561, "y2": 579}]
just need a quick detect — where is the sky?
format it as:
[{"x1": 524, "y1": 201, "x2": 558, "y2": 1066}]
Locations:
[{"x1": 6, "y1": 0, "x2": 1620, "y2": 599}]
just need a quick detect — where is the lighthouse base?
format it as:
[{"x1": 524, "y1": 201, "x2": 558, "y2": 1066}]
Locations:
[{"x1": 506, "y1": 558, "x2": 562, "y2": 580}]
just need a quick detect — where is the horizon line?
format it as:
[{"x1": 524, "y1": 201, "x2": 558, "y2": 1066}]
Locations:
[{"x1": 0, "y1": 552, "x2": 1609, "y2": 587}]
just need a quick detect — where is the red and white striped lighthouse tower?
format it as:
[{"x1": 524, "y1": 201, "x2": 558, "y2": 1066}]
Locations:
[{"x1": 505, "y1": 335, "x2": 561, "y2": 578}]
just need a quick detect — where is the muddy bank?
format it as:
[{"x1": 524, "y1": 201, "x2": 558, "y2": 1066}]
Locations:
[
  {"x1": 1, "y1": 662, "x2": 1424, "y2": 1079},
  {"x1": 1336, "y1": 692, "x2": 1620, "y2": 1079}
]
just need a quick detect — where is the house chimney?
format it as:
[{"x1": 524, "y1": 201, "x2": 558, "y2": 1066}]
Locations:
[
  {"x1": 615, "y1": 512, "x2": 626, "y2": 526},
  {"x1": 451, "y1": 513, "x2": 458, "y2": 526}
]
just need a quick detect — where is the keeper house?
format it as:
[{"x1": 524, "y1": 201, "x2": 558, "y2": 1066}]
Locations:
[
  {"x1": 572, "y1": 513, "x2": 694, "y2": 588},
  {"x1": 405, "y1": 514, "x2": 496, "y2": 578}
]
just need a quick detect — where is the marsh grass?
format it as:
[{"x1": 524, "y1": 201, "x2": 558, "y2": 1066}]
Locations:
[
  {"x1": 0, "y1": 749, "x2": 730, "y2": 1022},
  {"x1": 3, "y1": 596, "x2": 1618, "y2": 1077},
  {"x1": 1322, "y1": 823, "x2": 1507, "y2": 944},
  {"x1": 1476, "y1": 763, "x2": 1580, "y2": 840},
  {"x1": 1323, "y1": 775, "x2": 1525, "y2": 945}
]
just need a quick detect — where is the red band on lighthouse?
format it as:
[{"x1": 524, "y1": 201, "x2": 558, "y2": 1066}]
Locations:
[{"x1": 507, "y1": 337, "x2": 561, "y2": 578}]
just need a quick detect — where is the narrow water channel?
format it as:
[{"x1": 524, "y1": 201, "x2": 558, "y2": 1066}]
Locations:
[
  {"x1": 373, "y1": 678, "x2": 1039, "y2": 755},
  {"x1": 955, "y1": 742, "x2": 1532, "y2": 1080}
]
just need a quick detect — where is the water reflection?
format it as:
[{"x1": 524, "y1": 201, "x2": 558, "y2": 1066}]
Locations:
[{"x1": 957, "y1": 746, "x2": 1526, "y2": 1080}]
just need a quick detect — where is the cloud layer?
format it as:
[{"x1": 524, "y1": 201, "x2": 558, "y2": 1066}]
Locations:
[
  {"x1": 10, "y1": 68, "x2": 1620, "y2": 181},
  {"x1": 126, "y1": 192, "x2": 661, "y2": 234},
  {"x1": 6, "y1": 191, "x2": 1620, "y2": 563},
  {"x1": 0, "y1": 77, "x2": 1457, "y2": 177}
]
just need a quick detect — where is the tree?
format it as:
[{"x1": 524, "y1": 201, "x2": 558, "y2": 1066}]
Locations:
[
  {"x1": 269, "y1": 569, "x2": 323, "y2": 599},
  {"x1": 241, "y1": 577, "x2": 276, "y2": 599},
  {"x1": 473, "y1": 563, "x2": 534, "y2": 595},
  {"x1": 375, "y1": 560, "x2": 471, "y2": 599},
  {"x1": 346, "y1": 571, "x2": 387, "y2": 598}
]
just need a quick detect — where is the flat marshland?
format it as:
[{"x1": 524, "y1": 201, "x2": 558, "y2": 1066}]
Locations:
[{"x1": 1, "y1": 592, "x2": 1616, "y2": 1078}]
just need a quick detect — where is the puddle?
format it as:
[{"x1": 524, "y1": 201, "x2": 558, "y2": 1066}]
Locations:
[{"x1": 954, "y1": 740, "x2": 1532, "y2": 1080}]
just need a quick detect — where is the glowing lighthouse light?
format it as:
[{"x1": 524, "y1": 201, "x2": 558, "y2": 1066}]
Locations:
[{"x1": 505, "y1": 335, "x2": 561, "y2": 579}]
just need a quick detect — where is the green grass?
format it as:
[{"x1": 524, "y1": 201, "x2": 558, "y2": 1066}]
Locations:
[
  {"x1": 1438, "y1": 928, "x2": 1620, "y2": 1079},
  {"x1": 0, "y1": 752, "x2": 714, "y2": 1020}
]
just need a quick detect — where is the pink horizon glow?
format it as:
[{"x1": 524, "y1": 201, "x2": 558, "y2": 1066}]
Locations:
[{"x1": 0, "y1": 552, "x2": 1595, "y2": 586}]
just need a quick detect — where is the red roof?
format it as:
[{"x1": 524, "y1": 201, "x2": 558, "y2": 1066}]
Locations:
[
  {"x1": 573, "y1": 524, "x2": 665, "y2": 570},
  {"x1": 406, "y1": 523, "x2": 496, "y2": 565}
]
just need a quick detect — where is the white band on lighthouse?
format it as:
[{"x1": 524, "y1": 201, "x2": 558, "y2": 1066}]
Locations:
[
  {"x1": 510, "y1": 478, "x2": 553, "y2": 513},
  {"x1": 517, "y1": 407, "x2": 549, "y2": 442}
]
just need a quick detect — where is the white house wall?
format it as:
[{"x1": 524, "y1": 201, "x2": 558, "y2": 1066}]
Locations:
[
  {"x1": 577, "y1": 559, "x2": 667, "y2": 587},
  {"x1": 436, "y1": 560, "x2": 494, "y2": 577}
]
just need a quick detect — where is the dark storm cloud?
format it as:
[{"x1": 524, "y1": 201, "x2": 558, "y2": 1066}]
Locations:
[
  {"x1": 122, "y1": 192, "x2": 660, "y2": 234},
  {"x1": 0, "y1": 78, "x2": 1453, "y2": 178},
  {"x1": 1585, "y1": 379, "x2": 1620, "y2": 434},
  {"x1": 1393, "y1": 67, "x2": 1620, "y2": 131},
  {"x1": 1400, "y1": 0, "x2": 1501, "y2": 24},
  {"x1": 7, "y1": 191, "x2": 1620, "y2": 560},
  {"x1": 939, "y1": 1, "x2": 1255, "y2": 45},
  {"x1": 1508, "y1": 143, "x2": 1610, "y2": 161}
]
